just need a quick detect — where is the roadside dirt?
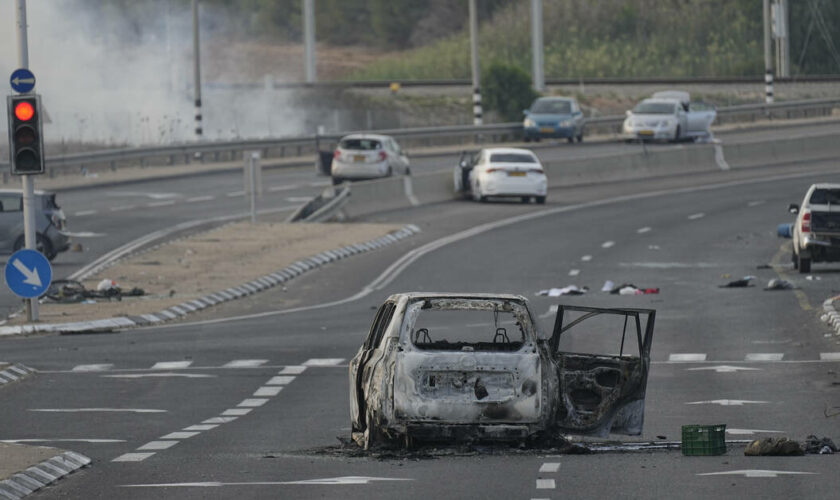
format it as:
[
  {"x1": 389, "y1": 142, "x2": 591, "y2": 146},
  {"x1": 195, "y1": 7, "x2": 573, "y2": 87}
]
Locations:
[{"x1": 9, "y1": 221, "x2": 403, "y2": 325}]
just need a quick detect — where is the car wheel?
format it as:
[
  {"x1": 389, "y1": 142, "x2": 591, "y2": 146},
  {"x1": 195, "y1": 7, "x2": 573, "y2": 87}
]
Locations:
[
  {"x1": 14, "y1": 234, "x2": 53, "y2": 260},
  {"x1": 536, "y1": 196, "x2": 546, "y2": 204},
  {"x1": 567, "y1": 136, "x2": 574, "y2": 144},
  {"x1": 798, "y1": 256, "x2": 811, "y2": 273},
  {"x1": 520, "y1": 196, "x2": 531, "y2": 204},
  {"x1": 577, "y1": 133, "x2": 584, "y2": 143}
]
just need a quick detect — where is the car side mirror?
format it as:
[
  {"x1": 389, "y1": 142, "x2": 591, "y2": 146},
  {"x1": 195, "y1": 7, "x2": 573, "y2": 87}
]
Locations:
[{"x1": 788, "y1": 203, "x2": 799, "y2": 214}]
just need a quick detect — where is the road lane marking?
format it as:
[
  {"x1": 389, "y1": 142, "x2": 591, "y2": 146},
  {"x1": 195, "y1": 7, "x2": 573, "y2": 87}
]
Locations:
[
  {"x1": 226, "y1": 191, "x2": 245, "y2": 197},
  {"x1": 138, "y1": 441, "x2": 178, "y2": 451},
  {"x1": 568, "y1": 269, "x2": 580, "y2": 276},
  {"x1": 686, "y1": 400, "x2": 770, "y2": 406},
  {"x1": 697, "y1": 470, "x2": 816, "y2": 478},
  {"x1": 203, "y1": 417, "x2": 238, "y2": 424},
  {"x1": 160, "y1": 432, "x2": 199, "y2": 440},
  {"x1": 581, "y1": 255, "x2": 592, "y2": 262},
  {"x1": 29, "y1": 408, "x2": 166, "y2": 413},
  {"x1": 268, "y1": 185, "x2": 299, "y2": 192},
  {"x1": 147, "y1": 201, "x2": 176, "y2": 208},
  {"x1": 536, "y1": 479, "x2": 556, "y2": 489},
  {"x1": 223, "y1": 359, "x2": 268, "y2": 368},
  {"x1": 745, "y1": 353, "x2": 784, "y2": 361},
  {"x1": 121, "y1": 477, "x2": 413, "y2": 488},
  {"x1": 110, "y1": 205, "x2": 136, "y2": 212},
  {"x1": 637, "y1": 226, "x2": 652, "y2": 234},
  {"x1": 238, "y1": 398, "x2": 269, "y2": 407},
  {"x1": 309, "y1": 181, "x2": 331, "y2": 187},
  {"x1": 113, "y1": 452, "x2": 155, "y2": 462},
  {"x1": 286, "y1": 196, "x2": 315, "y2": 203},
  {"x1": 103, "y1": 372, "x2": 215, "y2": 379},
  {"x1": 1, "y1": 439, "x2": 124, "y2": 443},
  {"x1": 747, "y1": 200, "x2": 766, "y2": 207},
  {"x1": 820, "y1": 353, "x2": 840, "y2": 361},
  {"x1": 72, "y1": 364, "x2": 113, "y2": 371},
  {"x1": 266, "y1": 376, "x2": 295, "y2": 385},
  {"x1": 668, "y1": 354, "x2": 707, "y2": 362},
  {"x1": 185, "y1": 195, "x2": 214, "y2": 203},
  {"x1": 601, "y1": 241, "x2": 615, "y2": 248},
  {"x1": 73, "y1": 210, "x2": 97, "y2": 217},
  {"x1": 222, "y1": 408, "x2": 252, "y2": 416},
  {"x1": 151, "y1": 361, "x2": 192, "y2": 370},
  {"x1": 278, "y1": 366, "x2": 307, "y2": 375},
  {"x1": 539, "y1": 463, "x2": 560, "y2": 473},
  {"x1": 688, "y1": 213, "x2": 705, "y2": 220},
  {"x1": 303, "y1": 358, "x2": 344, "y2": 366},
  {"x1": 770, "y1": 242, "x2": 812, "y2": 311},
  {"x1": 254, "y1": 386, "x2": 283, "y2": 397},
  {"x1": 184, "y1": 424, "x2": 218, "y2": 431},
  {"x1": 686, "y1": 365, "x2": 761, "y2": 373},
  {"x1": 726, "y1": 429, "x2": 784, "y2": 435}
]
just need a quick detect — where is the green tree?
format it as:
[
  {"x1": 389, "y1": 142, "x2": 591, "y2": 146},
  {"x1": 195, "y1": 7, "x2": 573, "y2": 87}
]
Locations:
[{"x1": 482, "y1": 63, "x2": 539, "y2": 122}]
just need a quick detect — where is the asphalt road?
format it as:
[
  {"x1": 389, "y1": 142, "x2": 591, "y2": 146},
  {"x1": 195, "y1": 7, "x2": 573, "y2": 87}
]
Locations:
[{"x1": 2, "y1": 133, "x2": 840, "y2": 498}]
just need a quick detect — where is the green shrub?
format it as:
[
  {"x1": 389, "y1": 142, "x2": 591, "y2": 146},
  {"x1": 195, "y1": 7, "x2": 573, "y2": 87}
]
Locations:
[{"x1": 482, "y1": 63, "x2": 539, "y2": 122}]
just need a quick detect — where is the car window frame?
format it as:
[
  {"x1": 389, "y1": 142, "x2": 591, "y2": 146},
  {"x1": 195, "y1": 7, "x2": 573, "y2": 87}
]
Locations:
[{"x1": 0, "y1": 194, "x2": 22, "y2": 213}]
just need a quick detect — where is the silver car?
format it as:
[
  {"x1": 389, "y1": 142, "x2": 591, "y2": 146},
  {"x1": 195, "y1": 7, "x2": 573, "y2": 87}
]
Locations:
[
  {"x1": 622, "y1": 91, "x2": 716, "y2": 142},
  {"x1": 330, "y1": 134, "x2": 410, "y2": 185},
  {"x1": 349, "y1": 293, "x2": 655, "y2": 448},
  {"x1": 0, "y1": 189, "x2": 69, "y2": 260}
]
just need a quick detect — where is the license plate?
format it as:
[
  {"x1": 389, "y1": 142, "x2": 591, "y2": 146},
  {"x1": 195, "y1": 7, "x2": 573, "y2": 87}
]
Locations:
[
  {"x1": 353, "y1": 155, "x2": 366, "y2": 162},
  {"x1": 638, "y1": 130, "x2": 654, "y2": 136},
  {"x1": 539, "y1": 127, "x2": 554, "y2": 134},
  {"x1": 508, "y1": 171, "x2": 526, "y2": 177}
]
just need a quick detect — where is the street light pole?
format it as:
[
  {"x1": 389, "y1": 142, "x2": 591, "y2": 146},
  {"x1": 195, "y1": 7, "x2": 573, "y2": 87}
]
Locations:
[
  {"x1": 468, "y1": 0, "x2": 482, "y2": 125},
  {"x1": 15, "y1": 0, "x2": 38, "y2": 321},
  {"x1": 763, "y1": 0, "x2": 774, "y2": 103},
  {"x1": 530, "y1": 0, "x2": 545, "y2": 92},
  {"x1": 303, "y1": 0, "x2": 316, "y2": 83},
  {"x1": 192, "y1": 0, "x2": 203, "y2": 138}
]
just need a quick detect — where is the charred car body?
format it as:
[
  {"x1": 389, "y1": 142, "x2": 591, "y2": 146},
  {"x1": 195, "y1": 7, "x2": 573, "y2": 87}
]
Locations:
[{"x1": 349, "y1": 293, "x2": 655, "y2": 448}]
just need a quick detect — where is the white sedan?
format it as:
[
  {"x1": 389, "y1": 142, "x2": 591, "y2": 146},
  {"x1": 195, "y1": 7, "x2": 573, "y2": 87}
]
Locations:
[
  {"x1": 455, "y1": 148, "x2": 547, "y2": 204},
  {"x1": 330, "y1": 134, "x2": 410, "y2": 184},
  {"x1": 622, "y1": 91, "x2": 716, "y2": 142}
]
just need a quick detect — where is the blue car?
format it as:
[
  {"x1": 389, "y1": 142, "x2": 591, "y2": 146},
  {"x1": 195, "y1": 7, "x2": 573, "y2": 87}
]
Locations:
[{"x1": 523, "y1": 97, "x2": 585, "y2": 143}]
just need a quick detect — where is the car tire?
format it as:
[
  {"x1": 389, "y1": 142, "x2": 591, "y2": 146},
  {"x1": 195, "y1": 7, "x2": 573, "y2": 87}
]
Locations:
[
  {"x1": 798, "y1": 256, "x2": 811, "y2": 273},
  {"x1": 577, "y1": 133, "x2": 584, "y2": 143},
  {"x1": 14, "y1": 234, "x2": 55, "y2": 261},
  {"x1": 536, "y1": 196, "x2": 546, "y2": 204},
  {"x1": 567, "y1": 137, "x2": 574, "y2": 144},
  {"x1": 520, "y1": 196, "x2": 531, "y2": 204}
]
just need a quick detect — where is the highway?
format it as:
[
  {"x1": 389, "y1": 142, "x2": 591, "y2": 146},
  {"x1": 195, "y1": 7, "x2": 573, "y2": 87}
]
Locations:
[{"x1": 1, "y1": 121, "x2": 840, "y2": 497}]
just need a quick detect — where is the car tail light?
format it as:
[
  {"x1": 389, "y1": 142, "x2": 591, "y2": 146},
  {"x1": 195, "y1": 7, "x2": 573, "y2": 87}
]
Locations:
[
  {"x1": 377, "y1": 151, "x2": 387, "y2": 161},
  {"x1": 333, "y1": 149, "x2": 341, "y2": 159},
  {"x1": 802, "y1": 212, "x2": 811, "y2": 233},
  {"x1": 528, "y1": 168, "x2": 544, "y2": 174}
]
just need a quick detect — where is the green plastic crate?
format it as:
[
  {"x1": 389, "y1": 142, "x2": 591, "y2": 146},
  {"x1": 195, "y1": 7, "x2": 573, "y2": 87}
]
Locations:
[{"x1": 681, "y1": 424, "x2": 727, "y2": 456}]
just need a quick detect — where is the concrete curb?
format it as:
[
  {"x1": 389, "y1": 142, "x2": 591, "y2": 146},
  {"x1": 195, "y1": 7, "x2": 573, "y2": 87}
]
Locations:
[
  {"x1": 0, "y1": 451, "x2": 91, "y2": 499},
  {"x1": 0, "y1": 224, "x2": 421, "y2": 336},
  {"x1": 0, "y1": 364, "x2": 36, "y2": 387},
  {"x1": 820, "y1": 297, "x2": 840, "y2": 339}
]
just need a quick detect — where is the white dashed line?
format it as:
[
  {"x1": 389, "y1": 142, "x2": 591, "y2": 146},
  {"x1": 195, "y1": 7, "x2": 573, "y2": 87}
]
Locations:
[
  {"x1": 747, "y1": 200, "x2": 765, "y2": 207},
  {"x1": 150, "y1": 361, "x2": 192, "y2": 370},
  {"x1": 138, "y1": 441, "x2": 178, "y2": 451},
  {"x1": 279, "y1": 366, "x2": 307, "y2": 375},
  {"x1": 223, "y1": 359, "x2": 268, "y2": 368},
  {"x1": 304, "y1": 358, "x2": 345, "y2": 366},
  {"x1": 536, "y1": 479, "x2": 556, "y2": 489},
  {"x1": 72, "y1": 364, "x2": 113, "y2": 372},
  {"x1": 668, "y1": 354, "x2": 707, "y2": 362},
  {"x1": 184, "y1": 424, "x2": 218, "y2": 431},
  {"x1": 745, "y1": 353, "x2": 784, "y2": 361},
  {"x1": 185, "y1": 195, "x2": 214, "y2": 203},
  {"x1": 266, "y1": 376, "x2": 296, "y2": 385},
  {"x1": 238, "y1": 398, "x2": 269, "y2": 408},
  {"x1": 74, "y1": 210, "x2": 98, "y2": 217},
  {"x1": 110, "y1": 205, "x2": 137, "y2": 212},
  {"x1": 286, "y1": 196, "x2": 315, "y2": 203},
  {"x1": 580, "y1": 255, "x2": 592, "y2": 262},
  {"x1": 29, "y1": 408, "x2": 166, "y2": 413},
  {"x1": 637, "y1": 226, "x2": 652, "y2": 234},
  {"x1": 226, "y1": 191, "x2": 245, "y2": 197},
  {"x1": 601, "y1": 241, "x2": 615, "y2": 248},
  {"x1": 820, "y1": 352, "x2": 840, "y2": 361},
  {"x1": 160, "y1": 432, "x2": 199, "y2": 440},
  {"x1": 221, "y1": 408, "x2": 252, "y2": 416},
  {"x1": 539, "y1": 463, "x2": 561, "y2": 473},
  {"x1": 688, "y1": 213, "x2": 705, "y2": 220},
  {"x1": 268, "y1": 185, "x2": 300, "y2": 192},
  {"x1": 113, "y1": 452, "x2": 155, "y2": 462},
  {"x1": 147, "y1": 201, "x2": 176, "y2": 208},
  {"x1": 254, "y1": 386, "x2": 283, "y2": 397},
  {"x1": 568, "y1": 269, "x2": 580, "y2": 277},
  {"x1": 203, "y1": 417, "x2": 238, "y2": 424},
  {"x1": 309, "y1": 181, "x2": 330, "y2": 187}
]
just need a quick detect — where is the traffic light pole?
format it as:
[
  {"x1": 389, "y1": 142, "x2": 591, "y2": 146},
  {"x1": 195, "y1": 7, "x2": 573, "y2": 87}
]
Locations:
[{"x1": 16, "y1": 0, "x2": 37, "y2": 322}]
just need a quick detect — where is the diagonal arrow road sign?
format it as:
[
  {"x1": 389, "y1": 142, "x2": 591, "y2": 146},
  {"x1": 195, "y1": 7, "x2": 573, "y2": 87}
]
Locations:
[{"x1": 12, "y1": 258, "x2": 41, "y2": 287}]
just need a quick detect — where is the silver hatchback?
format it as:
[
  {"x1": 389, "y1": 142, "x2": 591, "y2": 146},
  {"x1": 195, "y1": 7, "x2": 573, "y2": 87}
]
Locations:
[{"x1": 0, "y1": 189, "x2": 69, "y2": 260}]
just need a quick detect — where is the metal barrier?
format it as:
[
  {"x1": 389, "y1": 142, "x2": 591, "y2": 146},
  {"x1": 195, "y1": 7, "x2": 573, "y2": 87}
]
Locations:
[{"x1": 1, "y1": 98, "x2": 838, "y2": 176}]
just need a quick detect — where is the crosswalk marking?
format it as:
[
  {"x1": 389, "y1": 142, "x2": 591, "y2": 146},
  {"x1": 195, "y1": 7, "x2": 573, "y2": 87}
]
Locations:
[
  {"x1": 113, "y1": 452, "x2": 155, "y2": 462},
  {"x1": 669, "y1": 354, "x2": 707, "y2": 362},
  {"x1": 184, "y1": 424, "x2": 217, "y2": 431},
  {"x1": 254, "y1": 386, "x2": 283, "y2": 397},
  {"x1": 266, "y1": 376, "x2": 296, "y2": 385},
  {"x1": 536, "y1": 479, "x2": 556, "y2": 489},
  {"x1": 160, "y1": 432, "x2": 199, "y2": 440},
  {"x1": 279, "y1": 366, "x2": 307, "y2": 375},
  {"x1": 221, "y1": 408, "x2": 252, "y2": 416},
  {"x1": 745, "y1": 353, "x2": 784, "y2": 361},
  {"x1": 539, "y1": 463, "x2": 560, "y2": 473},
  {"x1": 72, "y1": 364, "x2": 113, "y2": 371},
  {"x1": 303, "y1": 358, "x2": 344, "y2": 366},
  {"x1": 151, "y1": 361, "x2": 192, "y2": 370},
  {"x1": 203, "y1": 417, "x2": 237, "y2": 424},
  {"x1": 820, "y1": 352, "x2": 840, "y2": 361},
  {"x1": 238, "y1": 398, "x2": 269, "y2": 408},
  {"x1": 223, "y1": 359, "x2": 268, "y2": 368},
  {"x1": 138, "y1": 441, "x2": 177, "y2": 451}
]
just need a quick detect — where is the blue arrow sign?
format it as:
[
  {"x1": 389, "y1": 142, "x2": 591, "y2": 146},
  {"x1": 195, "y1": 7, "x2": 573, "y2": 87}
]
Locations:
[
  {"x1": 4, "y1": 249, "x2": 52, "y2": 298},
  {"x1": 10, "y1": 68, "x2": 36, "y2": 93}
]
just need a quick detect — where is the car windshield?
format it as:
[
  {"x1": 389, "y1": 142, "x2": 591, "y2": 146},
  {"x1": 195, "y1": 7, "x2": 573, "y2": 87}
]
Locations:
[
  {"x1": 531, "y1": 99, "x2": 572, "y2": 114},
  {"x1": 404, "y1": 298, "x2": 532, "y2": 352},
  {"x1": 632, "y1": 102, "x2": 675, "y2": 114},
  {"x1": 340, "y1": 138, "x2": 381, "y2": 151},
  {"x1": 489, "y1": 153, "x2": 536, "y2": 163},
  {"x1": 809, "y1": 189, "x2": 840, "y2": 205}
]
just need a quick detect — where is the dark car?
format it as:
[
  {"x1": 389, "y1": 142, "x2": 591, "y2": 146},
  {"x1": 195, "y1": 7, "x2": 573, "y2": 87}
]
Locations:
[
  {"x1": 523, "y1": 97, "x2": 585, "y2": 143},
  {"x1": 0, "y1": 189, "x2": 69, "y2": 260}
]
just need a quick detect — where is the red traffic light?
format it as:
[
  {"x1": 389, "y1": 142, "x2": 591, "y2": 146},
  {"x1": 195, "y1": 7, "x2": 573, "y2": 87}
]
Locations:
[{"x1": 14, "y1": 101, "x2": 35, "y2": 121}]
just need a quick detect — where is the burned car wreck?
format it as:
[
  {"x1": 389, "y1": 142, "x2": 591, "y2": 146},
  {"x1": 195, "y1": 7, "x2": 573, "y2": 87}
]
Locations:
[{"x1": 349, "y1": 293, "x2": 655, "y2": 448}]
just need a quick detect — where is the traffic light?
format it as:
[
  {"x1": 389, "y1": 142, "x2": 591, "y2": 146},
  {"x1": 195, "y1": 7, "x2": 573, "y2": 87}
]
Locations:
[{"x1": 6, "y1": 94, "x2": 45, "y2": 175}]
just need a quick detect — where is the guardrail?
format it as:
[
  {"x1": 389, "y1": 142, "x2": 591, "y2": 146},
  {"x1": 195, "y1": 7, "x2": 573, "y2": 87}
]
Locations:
[{"x1": 1, "y1": 97, "x2": 838, "y2": 180}]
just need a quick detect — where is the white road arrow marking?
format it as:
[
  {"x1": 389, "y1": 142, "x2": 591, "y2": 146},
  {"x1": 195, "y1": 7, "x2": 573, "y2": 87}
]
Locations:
[
  {"x1": 726, "y1": 428, "x2": 784, "y2": 435},
  {"x1": 685, "y1": 399, "x2": 770, "y2": 406},
  {"x1": 12, "y1": 259, "x2": 41, "y2": 287},
  {"x1": 686, "y1": 365, "x2": 762, "y2": 373},
  {"x1": 697, "y1": 470, "x2": 816, "y2": 478},
  {"x1": 122, "y1": 477, "x2": 413, "y2": 488}
]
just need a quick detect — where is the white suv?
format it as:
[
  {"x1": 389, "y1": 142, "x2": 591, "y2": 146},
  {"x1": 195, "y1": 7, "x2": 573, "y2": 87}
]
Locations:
[{"x1": 790, "y1": 183, "x2": 840, "y2": 273}]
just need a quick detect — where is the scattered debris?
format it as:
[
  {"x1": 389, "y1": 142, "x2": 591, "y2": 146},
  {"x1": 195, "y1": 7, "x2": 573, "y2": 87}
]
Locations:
[
  {"x1": 806, "y1": 275, "x2": 822, "y2": 281},
  {"x1": 608, "y1": 283, "x2": 659, "y2": 295},
  {"x1": 764, "y1": 279, "x2": 795, "y2": 291},
  {"x1": 804, "y1": 435, "x2": 837, "y2": 454},
  {"x1": 45, "y1": 279, "x2": 145, "y2": 303},
  {"x1": 744, "y1": 437, "x2": 804, "y2": 456},
  {"x1": 756, "y1": 264, "x2": 773, "y2": 270},
  {"x1": 537, "y1": 285, "x2": 588, "y2": 297},
  {"x1": 601, "y1": 280, "x2": 615, "y2": 292},
  {"x1": 719, "y1": 276, "x2": 755, "y2": 288}
]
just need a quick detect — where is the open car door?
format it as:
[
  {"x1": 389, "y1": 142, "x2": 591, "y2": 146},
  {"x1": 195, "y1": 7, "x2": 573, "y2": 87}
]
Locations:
[
  {"x1": 549, "y1": 305, "x2": 655, "y2": 437},
  {"x1": 453, "y1": 151, "x2": 477, "y2": 194}
]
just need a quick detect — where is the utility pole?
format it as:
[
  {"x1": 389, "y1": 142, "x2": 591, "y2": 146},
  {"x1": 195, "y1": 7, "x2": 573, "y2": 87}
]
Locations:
[
  {"x1": 15, "y1": 0, "x2": 37, "y2": 321},
  {"x1": 763, "y1": 0, "x2": 774, "y2": 103},
  {"x1": 303, "y1": 0, "x2": 316, "y2": 83},
  {"x1": 777, "y1": 0, "x2": 790, "y2": 78},
  {"x1": 468, "y1": 0, "x2": 482, "y2": 125},
  {"x1": 530, "y1": 0, "x2": 545, "y2": 92},
  {"x1": 192, "y1": 0, "x2": 203, "y2": 138}
]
